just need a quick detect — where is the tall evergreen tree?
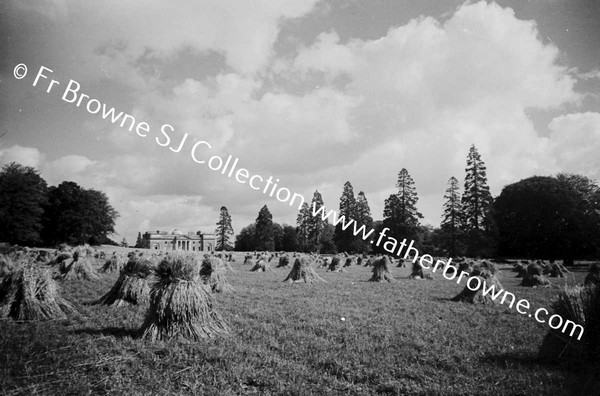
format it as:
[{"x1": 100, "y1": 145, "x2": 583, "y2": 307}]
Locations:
[
  {"x1": 334, "y1": 181, "x2": 357, "y2": 253},
  {"x1": 396, "y1": 168, "x2": 423, "y2": 225},
  {"x1": 134, "y1": 232, "x2": 144, "y2": 248},
  {"x1": 307, "y1": 190, "x2": 326, "y2": 252},
  {"x1": 462, "y1": 145, "x2": 492, "y2": 232},
  {"x1": 382, "y1": 168, "x2": 422, "y2": 244},
  {"x1": 355, "y1": 191, "x2": 373, "y2": 252},
  {"x1": 255, "y1": 205, "x2": 274, "y2": 251},
  {"x1": 440, "y1": 176, "x2": 462, "y2": 256},
  {"x1": 296, "y1": 202, "x2": 310, "y2": 252},
  {"x1": 0, "y1": 162, "x2": 48, "y2": 245},
  {"x1": 215, "y1": 206, "x2": 234, "y2": 251},
  {"x1": 461, "y1": 145, "x2": 494, "y2": 256}
]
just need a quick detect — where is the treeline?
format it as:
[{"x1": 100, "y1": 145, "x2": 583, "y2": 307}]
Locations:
[
  {"x1": 235, "y1": 145, "x2": 600, "y2": 262},
  {"x1": 0, "y1": 162, "x2": 119, "y2": 246}
]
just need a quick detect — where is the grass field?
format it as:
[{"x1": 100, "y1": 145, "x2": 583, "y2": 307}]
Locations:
[{"x1": 0, "y1": 249, "x2": 595, "y2": 395}]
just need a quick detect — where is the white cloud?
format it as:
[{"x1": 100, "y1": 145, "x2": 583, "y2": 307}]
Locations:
[
  {"x1": 548, "y1": 112, "x2": 600, "y2": 180},
  {"x1": 0, "y1": 145, "x2": 43, "y2": 168},
  {"x1": 5, "y1": 0, "x2": 595, "y2": 240}
]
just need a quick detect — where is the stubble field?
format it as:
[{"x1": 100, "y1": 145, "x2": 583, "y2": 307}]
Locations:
[{"x1": 0, "y1": 249, "x2": 593, "y2": 395}]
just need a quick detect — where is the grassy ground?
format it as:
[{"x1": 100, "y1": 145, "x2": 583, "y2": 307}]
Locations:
[{"x1": 0, "y1": 250, "x2": 595, "y2": 395}]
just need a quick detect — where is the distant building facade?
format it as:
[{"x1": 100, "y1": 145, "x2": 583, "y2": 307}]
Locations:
[{"x1": 142, "y1": 229, "x2": 217, "y2": 252}]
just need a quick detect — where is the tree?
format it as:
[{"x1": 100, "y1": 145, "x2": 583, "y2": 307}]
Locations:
[
  {"x1": 495, "y1": 175, "x2": 600, "y2": 262},
  {"x1": 319, "y1": 223, "x2": 337, "y2": 254},
  {"x1": 272, "y1": 222, "x2": 284, "y2": 251},
  {"x1": 382, "y1": 168, "x2": 423, "y2": 245},
  {"x1": 215, "y1": 206, "x2": 234, "y2": 251},
  {"x1": 120, "y1": 237, "x2": 128, "y2": 247},
  {"x1": 255, "y1": 205, "x2": 274, "y2": 251},
  {"x1": 334, "y1": 181, "x2": 357, "y2": 253},
  {"x1": 0, "y1": 162, "x2": 48, "y2": 245},
  {"x1": 134, "y1": 232, "x2": 145, "y2": 248},
  {"x1": 296, "y1": 202, "x2": 310, "y2": 252},
  {"x1": 43, "y1": 181, "x2": 119, "y2": 245},
  {"x1": 461, "y1": 145, "x2": 494, "y2": 256},
  {"x1": 355, "y1": 191, "x2": 374, "y2": 253},
  {"x1": 440, "y1": 177, "x2": 463, "y2": 256},
  {"x1": 235, "y1": 223, "x2": 256, "y2": 251},
  {"x1": 281, "y1": 224, "x2": 299, "y2": 252},
  {"x1": 307, "y1": 190, "x2": 326, "y2": 252}
]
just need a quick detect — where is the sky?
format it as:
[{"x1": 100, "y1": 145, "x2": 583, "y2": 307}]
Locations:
[{"x1": 1, "y1": 0, "x2": 599, "y2": 244}]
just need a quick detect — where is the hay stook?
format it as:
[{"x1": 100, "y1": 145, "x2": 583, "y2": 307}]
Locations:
[
  {"x1": 139, "y1": 253, "x2": 230, "y2": 341},
  {"x1": 0, "y1": 262, "x2": 74, "y2": 320},
  {"x1": 369, "y1": 256, "x2": 395, "y2": 282},
  {"x1": 96, "y1": 258, "x2": 153, "y2": 307},
  {"x1": 200, "y1": 257, "x2": 233, "y2": 293},
  {"x1": 283, "y1": 257, "x2": 326, "y2": 284}
]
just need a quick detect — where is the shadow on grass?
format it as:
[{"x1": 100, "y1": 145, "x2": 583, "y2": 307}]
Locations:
[
  {"x1": 70, "y1": 327, "x2": 139, "y2": 339},
  {"x1": 482, "y1": 352, "x2": 600, "y2": 396}
]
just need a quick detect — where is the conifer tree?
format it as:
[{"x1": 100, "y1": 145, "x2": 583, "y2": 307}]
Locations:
[
  {"x1": 334, "y1": 181, "x2": 357, "y2": 253},
  {"x1": 296, "y1": 202, "x2": 310, "y2": 252},
  {"x1": 461, "y1": 145, "x2": 494, "y2": 256},
  {"x1": 355, "y1": 191, "x2": 373, "y2": 252},
  {"x1": 441, "y1": 177, "x2": 462, "y2": 256},
  {"x1": 215, "y1": 206, "x2": 234, "y2": 251},
  {"x1": 462, "y1": 145, "x2": 492, "y2": 232},
  {"x1": 134, "y1": 232, "x2": 144, "y2": 248},
  {"x1": 307, "y1": 190, "x2": 326, "y2": 252},
  {"x1": 383, "y1": 168, "x2": 422, "y2": 243},
  {"x1": 255, "y1": 205, "x2": 274, "y2": 251}
]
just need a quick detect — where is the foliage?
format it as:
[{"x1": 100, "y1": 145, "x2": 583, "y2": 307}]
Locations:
[
  {"x1": 440, "y1": 176, "x2": 464, "y2": 256},
  {"x1": 494, "y1": 175, "x2": 600, "y2": 260},
  {"x1": 295, "y1": 202, "x2": 311, "y2": 252},
  {"x1": 354, "y1": 191, "x2": 374, "y2": 253},
  {"x1": 272, "y1": 222, "x2": 284, "y2": 251},
  {"x1": 307, "y1": 191, "x2": 326, "y2": 252},
  {"x1": 134, "y1": 232, "x2": 145, "y2": 249},
  {"x1": 215, "y1": 206, "x2": 234, "y2": 251},
  {"x1": 318, "y1": 223, "x2": 337, "y2": 254},
  {"x1": 234, "y1": 223, "x2": 256, "y2": 251},
  {"x1": 0, "y1": 162, "x2": 48, "y2": 245},
  {"x1": 43, "y1": 181, "x2": 119, "y2": 246},
  {"x1": 255, "y1": 205, "x2": 275, "y2": 251},
  {"x1": 281, "y1": 224, "x2": 299, "y2": 252},
  {"x1": 382, "y1": 168, "x2": 422, "y2": 250},
  {"x1": 334, "y1": 181, "x2": 357, "y2": 253},
  {"x1": 461, "y1": 145, "x2": 495, "y2": 256}
]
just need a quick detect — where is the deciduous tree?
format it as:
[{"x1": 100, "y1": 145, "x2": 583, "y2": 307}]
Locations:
[{"x1": 0, "y1": 162, "x2": 48, "y2": 245}]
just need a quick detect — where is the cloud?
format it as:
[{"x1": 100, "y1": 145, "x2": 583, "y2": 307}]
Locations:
[
  {"x1": 548, "y1": 112, "x2": 600, "y2": 180},
  {"x1": 32, "y1": 0, "x2": 319, "y2": 77},
  {"x1": 0, "y1": 145, "x2": 43, "y2": 168},
  {"x1": 47, "y1": 154, "x2": 96, "y2": 176},
  {"x1": 285, "y1": 1, "x2": 580, "y2": 221},
  {"x1": 74, "y1": 1, "x2": 585, "y2": 228},
  {"x1": 3, "y1": 0, "x2": 594, "y2": 241}
]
